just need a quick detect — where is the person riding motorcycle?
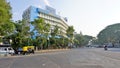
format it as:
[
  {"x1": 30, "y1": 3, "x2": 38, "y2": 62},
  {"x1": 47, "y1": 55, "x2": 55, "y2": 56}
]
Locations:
[{"x1": 104, "y1": 45, "x2": 108, "y2": 50}]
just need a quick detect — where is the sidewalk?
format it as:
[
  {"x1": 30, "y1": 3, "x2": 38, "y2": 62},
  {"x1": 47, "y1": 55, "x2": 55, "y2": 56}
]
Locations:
[
  {"x1": 35, "y1": 48, "x2": 69, "y2": 53},
  {"x1": 0, "y1": 48, "x2": 69, "y2": 58},
  {"x1": 0, "y1": 54, "x2": 12, "y2": 58}
]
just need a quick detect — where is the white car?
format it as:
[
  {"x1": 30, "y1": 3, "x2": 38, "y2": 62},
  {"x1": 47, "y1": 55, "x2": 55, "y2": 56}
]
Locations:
[{"x1": 0, "y1": 47, "x2": 15, "y2": 55}]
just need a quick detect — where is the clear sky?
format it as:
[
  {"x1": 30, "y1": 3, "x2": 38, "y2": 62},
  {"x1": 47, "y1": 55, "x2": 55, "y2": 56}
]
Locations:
[{"x1": 7, "y1": 0, "x2": 120, "y2": 37}]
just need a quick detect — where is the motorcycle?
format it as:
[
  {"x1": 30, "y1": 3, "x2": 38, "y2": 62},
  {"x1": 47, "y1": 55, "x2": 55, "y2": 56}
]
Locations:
[{"x1": 104, "y1": 45, "x2": 107, "y2": 50}]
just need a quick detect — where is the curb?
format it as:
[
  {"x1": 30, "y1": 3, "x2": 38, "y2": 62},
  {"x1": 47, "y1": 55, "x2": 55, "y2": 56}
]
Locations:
[
  {"x1": 35, "y1": 49, "x2": 69, "y2": 53},
  {"x1": 0, "y1": 49, "x2": 69, "y2": 58},
  {"x1": 0, "y1": 54, "x2": 12, "y2": 57}
]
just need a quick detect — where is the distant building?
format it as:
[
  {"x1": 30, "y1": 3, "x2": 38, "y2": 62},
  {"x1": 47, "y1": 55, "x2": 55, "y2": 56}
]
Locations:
[{"x1": 22, "y1": 6, "x2": 69, "y2": 37}]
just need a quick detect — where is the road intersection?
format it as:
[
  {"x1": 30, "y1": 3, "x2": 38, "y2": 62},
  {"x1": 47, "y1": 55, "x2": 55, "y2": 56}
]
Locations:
[{"x1": 0, "y1": 48, "x2": 120, "y2": 68}]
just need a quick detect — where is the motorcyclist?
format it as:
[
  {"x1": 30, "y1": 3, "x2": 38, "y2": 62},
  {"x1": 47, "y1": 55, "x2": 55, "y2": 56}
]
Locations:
[{"x1": 104, "y1": 45, "x2": 108, "y2": 50}]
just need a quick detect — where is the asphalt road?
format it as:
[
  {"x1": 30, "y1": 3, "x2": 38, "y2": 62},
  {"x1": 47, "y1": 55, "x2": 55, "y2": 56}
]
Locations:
[{"x1": 1, "y1": 48, "x2": 120, "y2": 68}]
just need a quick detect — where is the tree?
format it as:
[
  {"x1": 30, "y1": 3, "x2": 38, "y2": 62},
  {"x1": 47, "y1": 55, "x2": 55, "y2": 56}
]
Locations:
[
  {"x1": 51, "y1": 25, "x2": 59, "y2": 37},
  {"x1": 0, "y1": 0, "x2": 15, "y2": 43},
  {"x1": 82, "y1": 35, "x2": 93, "y2": 45},
  {"x1": 97, "y1": 23, "x2": 120, "y2": 45},
  {"x1": 66, "y1": 26, "x2": 74, "y2": 38},
  {"x1": 0, "y1": 0, "x2": 12, "y2": 23},
  {"x1": 10, "y1": 20, "x2": 30, "y2": 49},
  {"x1": 44, "y1": 23, "x2": 51, "y2": 49},
  {"x1": 74, "y1": 31, "x2": 94, "y2": 47},
  {"x1": 50, "y1": 25, "x2": 60, "y2": 49},
  {"x1": 31, "y1": 18, "x2": 51, "y2": 49},
  {"x1": 74, "y1": 32, "x2": 84, "y2": 47},
  {"x1": 0, "y1": 21, "x2": 15, "y2": 36},
  {"x1": 66, "y1": 26, "x2": 75, "y2": 47}
]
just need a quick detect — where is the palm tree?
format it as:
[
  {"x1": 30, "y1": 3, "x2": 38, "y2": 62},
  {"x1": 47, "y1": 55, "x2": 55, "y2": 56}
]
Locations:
[
  {"x1": 31, "y1": 18, "x2": 51, "y2": 49},
  {"x1": 44, "y1": 23, "x2": 51, "y2": 49},
  {"x1": 50, "y1": 25, "x2": 60, "y2": 48},
  {"x1": 66, "y1": 26, "x2": 75, "y2": 48}
]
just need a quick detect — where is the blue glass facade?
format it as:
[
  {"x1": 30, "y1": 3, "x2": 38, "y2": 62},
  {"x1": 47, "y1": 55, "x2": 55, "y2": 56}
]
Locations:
[
  {"x1": 28, "y1": 6, "x2": 38, "y2": 22},
  {"x1": 27, "y1": 6, "x2": 60, "y2": 22},
  {"x1": 23, "y1": 6, "x2": 68, "y2": 39}
]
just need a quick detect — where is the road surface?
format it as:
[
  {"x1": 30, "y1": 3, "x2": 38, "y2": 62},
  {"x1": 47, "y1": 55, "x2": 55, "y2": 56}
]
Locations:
[{"x1": 1, "y1": 48, "x2": 120, "y2": 68}]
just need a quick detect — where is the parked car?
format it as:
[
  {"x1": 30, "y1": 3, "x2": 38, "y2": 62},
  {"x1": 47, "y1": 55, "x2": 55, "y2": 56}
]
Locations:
[{"x1": 0, "y1": 47, "x2": 15, "y2": 55}]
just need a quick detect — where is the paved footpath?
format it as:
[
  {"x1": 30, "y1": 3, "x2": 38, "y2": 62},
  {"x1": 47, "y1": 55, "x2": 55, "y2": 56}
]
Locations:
[{"x1": 1, "y1": 48, "x2": 120, "y2": 68}]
